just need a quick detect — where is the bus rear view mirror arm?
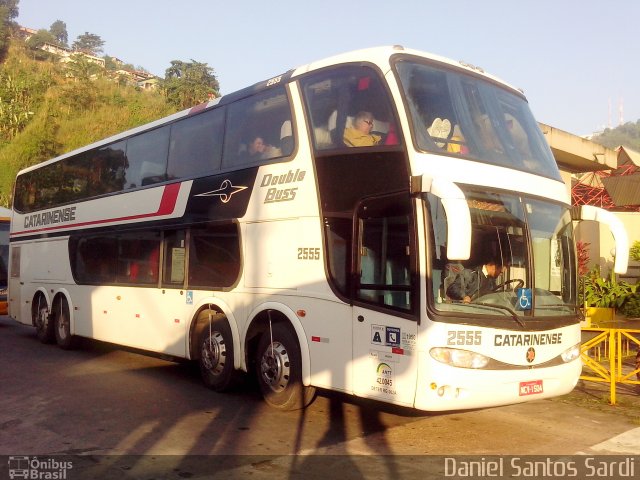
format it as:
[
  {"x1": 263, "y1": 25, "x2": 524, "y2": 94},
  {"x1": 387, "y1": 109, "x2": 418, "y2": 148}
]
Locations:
[
  {"x1": 574, "y1": 205, "x2": 629, "y2": 274},
  {"x1": 412, "y1": 175, "x2": 471, "y2": 261}
]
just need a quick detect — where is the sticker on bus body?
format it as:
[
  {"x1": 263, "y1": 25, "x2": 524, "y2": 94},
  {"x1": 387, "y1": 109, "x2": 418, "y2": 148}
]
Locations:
[{"x1": 519, "y1": 379, "x2": 543, "y2": 396}]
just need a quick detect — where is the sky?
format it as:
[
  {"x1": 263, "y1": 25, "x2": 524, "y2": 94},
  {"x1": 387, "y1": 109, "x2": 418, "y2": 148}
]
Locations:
[{"x1": 15, "y1": 0, "x2": 640, "y2": 136}]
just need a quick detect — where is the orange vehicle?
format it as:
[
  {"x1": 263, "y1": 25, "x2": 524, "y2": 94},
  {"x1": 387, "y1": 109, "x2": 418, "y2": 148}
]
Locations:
[{"x1": 0, "y1": 206, "x2": 9, "y2": 315}]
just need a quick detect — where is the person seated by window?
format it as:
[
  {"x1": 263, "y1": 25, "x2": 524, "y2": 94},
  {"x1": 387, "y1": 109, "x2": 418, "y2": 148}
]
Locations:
[
  {"x1": 246, "y1": 136, "x2": 281, "y2": 159},
  {"x1": 343, "y1": 111, "x2": 382, "y2": 147},
  {"x1": 446, "y1": 257, "x2": 504, "y2": 303}
]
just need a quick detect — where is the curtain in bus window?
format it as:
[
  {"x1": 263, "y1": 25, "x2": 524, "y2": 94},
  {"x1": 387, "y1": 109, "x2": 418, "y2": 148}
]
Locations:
[
  {"x1": 222, "y1": 87, "x2": 292, "y2": 168},
  {"x1": 167, "y1": 108, "x2": 224, "y2": 180},
  {"x1": 125, "y1": 126, "x2": 170, "y2": 188},
  {"x1": 188, "y1": 224, "x2": 240, "y2": 288},
  {"x1": 116, "y1": 232, "x2": 161, "y2": 285}
]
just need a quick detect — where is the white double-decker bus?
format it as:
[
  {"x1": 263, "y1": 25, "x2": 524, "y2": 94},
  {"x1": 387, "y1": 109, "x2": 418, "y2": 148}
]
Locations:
[{"x1": 8, "y1": 46, "x2": 627, "y2": 411}]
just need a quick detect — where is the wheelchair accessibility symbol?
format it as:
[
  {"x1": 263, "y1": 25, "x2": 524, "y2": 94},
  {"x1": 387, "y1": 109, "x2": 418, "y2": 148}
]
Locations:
[{"x1": 516, "y1": 288, "x2": 532, "y2": 310}]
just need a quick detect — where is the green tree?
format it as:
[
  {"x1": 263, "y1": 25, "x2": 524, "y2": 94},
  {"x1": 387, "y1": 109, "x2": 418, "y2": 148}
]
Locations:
[
  {"x1": 71, "y1": 32, "x2": 104, "y2": 56},
  {"x1": 26, "y1": 28, "x2": 57, "y2": 49},
  {"x1": 162, "y1": 59, "x2": 219, "y2": 110},
  {"x1": 0, "y1": 0, "x2": 20, "y2": 57},
  {"x1": 49, "y1": 20, "x2": 68, "y2": 47},
  {"x1": 592, "y1": 120, "x2": 640, "y2": 151}
]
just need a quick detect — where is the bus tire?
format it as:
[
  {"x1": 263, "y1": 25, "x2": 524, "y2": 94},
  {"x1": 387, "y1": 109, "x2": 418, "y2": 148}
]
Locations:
[
  {"x1": 255, "y1": 323, "x2": 315, "y2": 410},
  {"x1": 33, "y1": 293, "x2": 54, "y2": 344},
  {"x1": 199, "y1": 315, "x2": 240, "y2": 392},
  {"x1": 53, "y1": 297, "x2": 76, "y2": 350}
]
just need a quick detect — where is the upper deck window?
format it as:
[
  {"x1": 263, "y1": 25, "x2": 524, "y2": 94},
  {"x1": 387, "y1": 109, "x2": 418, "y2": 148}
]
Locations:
[
  {"x1": 395, "y1": 58, "x2": 561, "y2": 181},
  {"x1": 301, "y1": 65, "x2": 401, "y2": 151},
  {"x1": 222, "y1": 86, "x2": 294, "y2": 168}
]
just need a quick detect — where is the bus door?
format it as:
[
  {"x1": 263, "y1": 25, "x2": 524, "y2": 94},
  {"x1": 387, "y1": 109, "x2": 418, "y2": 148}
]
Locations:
[{"x1": 351, "y1": 195, "x2": 419, "y2": 406}]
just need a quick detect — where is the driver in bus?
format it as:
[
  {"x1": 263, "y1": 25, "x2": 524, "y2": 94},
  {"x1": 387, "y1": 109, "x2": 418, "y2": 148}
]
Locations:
[{"x1": 446, "y1": 257, "x2": 504, "y2": 303}]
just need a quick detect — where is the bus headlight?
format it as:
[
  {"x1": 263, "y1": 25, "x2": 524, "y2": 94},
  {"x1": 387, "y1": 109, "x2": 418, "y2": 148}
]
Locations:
[
  {"x1": 430, "y1": 347, "x2": 490, "y2": 369},
  {"x1": 560, "y1": 343, "x2": 581, "y2": 363}
]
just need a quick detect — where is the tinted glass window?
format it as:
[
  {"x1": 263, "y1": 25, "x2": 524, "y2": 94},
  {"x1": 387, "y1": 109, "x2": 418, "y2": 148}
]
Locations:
[
  {"x1": 163, "y1": 230, "x2": 186, "y2": 288},
  {"x1": 301, "y1": 65, "x2": 400, "y2": 150},
  {"x1": 188, "y1": 224, "x2": 240, "y2": 288},
  {"x1": 71, "y1": 231, "x2": 160, "y2": 285},
  {"x1": 168, "y1": 108, "x2": 225, "y2": 179},
  {"x1": 116, "y1": 231, "x2": 161, "y2": 285},
  {"x1": 72, "y1": 235, "x2": 118, "y2": 284},
  {"x1": 125, "y1": 126, "x2": 170, "y2": 188},
  {"x1": 395, "y1": 58, "x2": 561, "y2": 180},
  {"x1": 222, "y1": 87, "x2": 293, "y2": 168}
]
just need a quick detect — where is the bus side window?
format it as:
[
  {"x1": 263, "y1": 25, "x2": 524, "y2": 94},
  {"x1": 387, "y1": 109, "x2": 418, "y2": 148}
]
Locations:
[
  {"x1": 71, "y1": 236, "x2": 117, "y2": 284},
  {"x1": 355, "y1": 196, "x2": 415, "y2": 312},
  {"x1": 167, "y1": 107, "x2": 225, "y2": 180},
  {"x1": 188, "y1": 224, "x2": 240, "y2": 289},
  {"x1": 116, "y1": 232, "x2": 161, "y2": 285},
  {"x1": 163, "y1": 230, "x2": 187, "y2": 287},
  {"x1": 125, "y1": 125, "x2": 170, "y2": 188},
  {"x1": 222, "y1": 87, "x2": 293, "y2": 169}
]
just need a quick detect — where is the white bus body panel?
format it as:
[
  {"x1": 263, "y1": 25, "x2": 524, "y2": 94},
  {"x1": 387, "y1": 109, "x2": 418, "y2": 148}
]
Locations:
[{"x1": 414, "y1": 321, "x2": 581, "y2": 411}]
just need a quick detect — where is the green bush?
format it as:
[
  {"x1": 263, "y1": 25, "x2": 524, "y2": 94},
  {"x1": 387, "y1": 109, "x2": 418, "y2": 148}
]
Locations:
[
  {"x1": 621, "y1": 293, "x2": 640, "y2": 318},
  {"x1": 630, "y1": 240, "x2": 640, "y2": 262},
  {"x1": 581, "y1": 266, "x2": 637, "y2": 309}
]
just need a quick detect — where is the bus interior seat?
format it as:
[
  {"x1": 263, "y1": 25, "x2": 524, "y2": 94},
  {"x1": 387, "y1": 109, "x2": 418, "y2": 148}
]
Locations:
[
  {"x1": 280, "y1": 120, "x2": 294, "y2": 156},
  {"x1": 328, "y1": 110, "x2": 390, "y2": 143},
  {"x1": 443, "y1": 262, "x2": 465, "y2": 300}
]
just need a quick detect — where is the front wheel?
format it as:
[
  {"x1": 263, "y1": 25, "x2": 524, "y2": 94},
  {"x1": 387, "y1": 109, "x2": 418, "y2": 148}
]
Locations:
[{"x1": 255, "y1": 323, "x2": 315, "y2": 410}]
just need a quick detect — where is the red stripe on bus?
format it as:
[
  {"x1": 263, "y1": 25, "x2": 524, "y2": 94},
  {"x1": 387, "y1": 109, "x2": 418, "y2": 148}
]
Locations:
[{"x1": 12, "y1": 183, "x2": 183, "y2": 237}]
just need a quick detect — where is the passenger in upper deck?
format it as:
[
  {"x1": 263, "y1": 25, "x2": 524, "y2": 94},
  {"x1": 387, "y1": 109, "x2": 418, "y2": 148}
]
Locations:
[
  {"x1": 343, "y1": 111, "x2": 382, "y2": 147},
  {"x1": 246, "y1": 135, "x2": 281, "y2": 160}
]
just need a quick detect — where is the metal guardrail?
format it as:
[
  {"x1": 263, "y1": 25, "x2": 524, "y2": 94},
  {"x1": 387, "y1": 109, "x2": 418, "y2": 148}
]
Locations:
[{"x1": 580, "y1": 326, "x2": 640, "y2": 405}]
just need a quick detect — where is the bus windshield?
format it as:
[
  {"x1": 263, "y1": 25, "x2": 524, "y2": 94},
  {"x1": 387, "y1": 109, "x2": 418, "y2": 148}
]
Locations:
[
  {"x1": 395, "y1": 57, "x2": 561, "y2": 181},
  {"x1": 429, "y1": 189, "x2": 577, "y2": 322}
]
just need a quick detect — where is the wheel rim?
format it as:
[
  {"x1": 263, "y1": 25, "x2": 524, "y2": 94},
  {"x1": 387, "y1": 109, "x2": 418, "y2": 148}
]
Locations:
[
  {"x1": 36, "y1": 306, "x2": 48, "y2": 331},
  {"x1": 202, "y1": 331, "x2": 226, "y2": 376},
  {"x1": 57, "y1": 309, "x2": 68, "y2": 340},
  {"x1": 259, "y1": 341, "x2": 290, "y2": 393}
]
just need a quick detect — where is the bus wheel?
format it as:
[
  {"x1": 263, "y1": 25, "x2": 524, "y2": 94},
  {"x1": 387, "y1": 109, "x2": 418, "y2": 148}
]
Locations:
[
  {"x1": 199, "y1": 316, "x2": 239, "y2": 392},
  {"x1": 255, "y1": 323, "x2": 315, "y2": 410},
  {"x1": 53, "y1": 297, "x2": 76, "y2": 350},
  {"x1": 33, "y1": 293, "x2": 54, "y2": 344}
]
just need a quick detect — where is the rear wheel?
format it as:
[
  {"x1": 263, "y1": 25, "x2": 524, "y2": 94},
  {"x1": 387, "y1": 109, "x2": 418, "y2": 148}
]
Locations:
[
  {"x1": 33, "y1": 293, "x2": 54, "y2": 344},
  {"x1": 53, "y1": 297, "x2": 76, "y2": 350},
  {"x1": 198, "y1": 312, "x2": 240, "y2": 392},
  {"x1": 255, "y1": 323, "x2": 315, "y2": 410}
]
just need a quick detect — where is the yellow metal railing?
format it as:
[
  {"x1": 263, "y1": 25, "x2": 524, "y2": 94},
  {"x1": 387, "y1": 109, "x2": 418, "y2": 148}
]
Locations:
[{"x1": 580, "y1": 326, "x2": 640, "y2": 405}]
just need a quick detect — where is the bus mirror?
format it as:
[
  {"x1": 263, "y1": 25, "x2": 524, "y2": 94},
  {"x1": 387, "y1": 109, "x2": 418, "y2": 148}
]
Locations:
[
  {"x1": 418, "y1": 176, "x2": 471, "y2": 261},
  {"x1": 578, "y1": 205, "x2": 629, "y2": 274}
]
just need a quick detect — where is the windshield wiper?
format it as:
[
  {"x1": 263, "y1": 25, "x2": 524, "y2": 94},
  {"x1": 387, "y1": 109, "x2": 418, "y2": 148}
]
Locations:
[{"x1": 473, "y1": 302, "x2": 526, "y2": 328}]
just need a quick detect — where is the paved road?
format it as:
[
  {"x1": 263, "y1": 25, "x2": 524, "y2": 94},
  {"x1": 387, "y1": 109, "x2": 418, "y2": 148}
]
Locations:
[{"x1": 1, "y1": 315, "x2": 638, "y2": 479}]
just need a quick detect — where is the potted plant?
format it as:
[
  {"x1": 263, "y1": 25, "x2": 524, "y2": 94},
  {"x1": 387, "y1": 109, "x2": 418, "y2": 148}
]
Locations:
[{"x1": 581, "y1": 266, "x2": 637, "y2": 325}]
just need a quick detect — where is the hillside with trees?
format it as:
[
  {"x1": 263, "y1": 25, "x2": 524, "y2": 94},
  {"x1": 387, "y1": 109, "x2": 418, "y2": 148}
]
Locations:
[
  {"x1": 590, "y1": 121, "x2": 640, "y2": 152},
  {"x1": 0, "y1": 0, "x2": 221, "y2": 207}
]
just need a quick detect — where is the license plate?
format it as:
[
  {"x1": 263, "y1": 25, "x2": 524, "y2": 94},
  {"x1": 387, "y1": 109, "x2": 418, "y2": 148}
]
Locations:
[{"x1": 519, "y1": 380, "x2": 543, "y2": 396}]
